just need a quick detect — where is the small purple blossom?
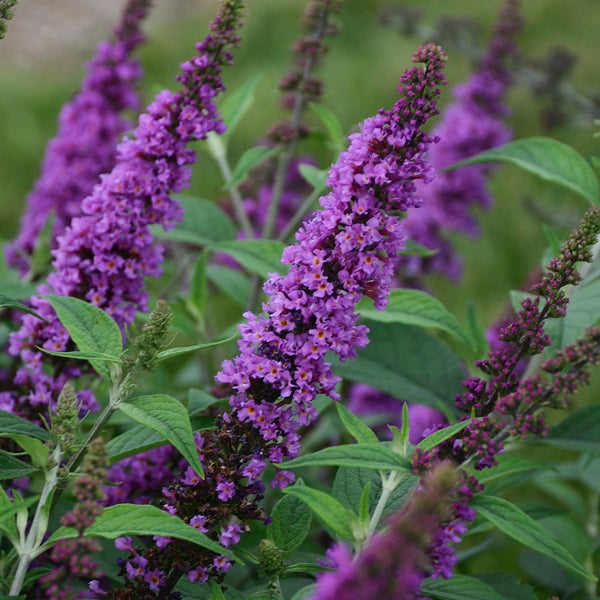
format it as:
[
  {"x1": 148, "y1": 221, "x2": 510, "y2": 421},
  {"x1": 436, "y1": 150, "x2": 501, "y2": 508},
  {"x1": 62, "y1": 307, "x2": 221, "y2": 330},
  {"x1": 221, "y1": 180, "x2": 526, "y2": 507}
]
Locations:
[
  {"x1": 216, "y1": 479, "x2": 236, "y2": 501},
  {"x1": 219, "y1": 523, "x2": 243, "y2": 547}
]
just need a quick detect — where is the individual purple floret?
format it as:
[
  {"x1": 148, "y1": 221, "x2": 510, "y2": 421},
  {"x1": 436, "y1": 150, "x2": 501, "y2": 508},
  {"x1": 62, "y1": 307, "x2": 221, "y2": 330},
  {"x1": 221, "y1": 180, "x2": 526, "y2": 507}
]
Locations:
[
  {"x1": 5, "y1": 0, "x2": 150, "y2": 275},
  {"x1": 347, "y1": 383, "x2": 445, "y2": 443},
  {"x1": 310, "y1": 464, "x2": 457, "y2": 600},
  {"x1": 7, "y1": 0, "x2": 242, "y2": 421},
  {"x1": 399, "y1": 0, "x2": 521, "y2": 282}
]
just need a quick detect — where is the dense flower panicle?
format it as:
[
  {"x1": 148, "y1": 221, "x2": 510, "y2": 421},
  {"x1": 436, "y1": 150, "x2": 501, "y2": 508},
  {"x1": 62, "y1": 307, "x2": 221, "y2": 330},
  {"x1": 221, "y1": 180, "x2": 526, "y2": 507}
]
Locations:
[
  {"x1": 6, "y1": 0, "x2": 243, "y2": 420},
  {"x1": 310, "y1": 464, "x2": 457, "y2": 600},
  {"x1": 399, "y1": 0, "x2": 521, "y2": 282},
  {"x1": 40, "y1": 439, "x2": 108, "y2": 599},
  {"x1": 5, "y1": 0, "x2": 149, "y2": 274},
  {"x1": 218, "y1": 43, "x2": 447, "y2": 471},
  {"x1": 412, "y1": 206, "x2": 600, "y2": 579},
  {"x1": 101, "y1": 45, "x2": 448, "y2": 598}
]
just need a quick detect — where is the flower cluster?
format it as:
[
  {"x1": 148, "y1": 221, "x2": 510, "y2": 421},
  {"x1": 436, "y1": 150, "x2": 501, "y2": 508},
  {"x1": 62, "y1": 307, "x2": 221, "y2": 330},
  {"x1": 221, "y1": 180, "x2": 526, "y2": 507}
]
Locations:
[
  {"x1": 99, "y1": 44, "x2": 448, "y2": 597},
  {"x1": 218, "y1": 43, "x2": 447, "y2": 478},
  {"x1": 399, "y1": 0, "x2": 521, "y2": 282},
  {"x1": 5, "y1": 0, "x2": 243, "y2": 421},
  {"x1": 412, "y1": 205, "x2": 600, "y2": 578},
  {"x1": 6, "y1": 0, "x2": 149, "y2": 275},
  {"x1": 310, "y1": 464, "x2": 457, "y2": 599},
  {"x1": 41, "y1": 438, "x2": 108, "y2": 599}
]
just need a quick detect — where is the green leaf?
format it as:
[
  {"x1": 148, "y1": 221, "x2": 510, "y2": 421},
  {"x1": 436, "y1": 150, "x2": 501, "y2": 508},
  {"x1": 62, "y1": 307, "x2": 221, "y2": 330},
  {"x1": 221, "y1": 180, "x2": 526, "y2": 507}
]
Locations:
[
  {"x1": 228, "y1": 146, "x2": 279, "y2": 188},
  {"x1": 357, "y1": 289, "x2": 475, "y2": 356},
  {"x1": 336, "y1": 403, "x2": 378, "y2": 444},
  {"x1": 333, "y1": 467, "x2": 419, "y2": 521},
  {"x1": 465, "y1": 300, "x2": 489, "y2": 359},
  {"x1": 208, "y1": 581, "x2": 227, "y2": 600},
  {"x1": 0, "y1": 295, "x2": 46, "y2": 321},
  {"x1": 119, "y1": 394, "x2": 204, "y2": 478},
  {"x1": 48, "y1": 504, "x2": 232, "y2": 558},
  {"x1": 542, "y1": 224, "x2": 562, "y2": 257},
  {"x1": 4, "y1": 434, "x2": 48, "y2": 467},
  {"x1": 332, "y1": 323, "x2": 462, "y2": 417},
  {"x1": 209, "y1": 239, "x2": 287, "y2": 277},
  {"x1": 189, "y1": 251, "x2": 208, "y2": 316},
  {"x1": 279, "y1": 443, "x2": 410, "y2": 471},
  {"x1": 472, "y1": 494, "x2": 596, "y2": 581},
  {"x1": 106, "y1": 425, "x2": 168, "y2": 464},
  {"x1": 153, "y1": 195, "x2": 236, "y2": 246},
  {"x1": 285, "y1": 563, "x2": 333, "y2": 575},
  {"x1": 447, "y1": 137, "x2": 599, "y2": 204},
  {"x1": 290, "y1": 585, "x2": 317, "y2": 600},
  {"x1": 220, "y1": 75, "x2": 262, "y2": 142},
  {"x1": 37, "y1": 348, "x2": 122, "y2": 363},
  {"x1": 309, "y1": 102, "x2": 345, "y2": 150},
  {"x1": 298, "y1": 164, "x2": 328, "y2": 190},
  {"x1": 541, "y1": 405, "x2": 600, "y2": 455},
  {"x1": 421, "y1": 574, "x2": 507, "y2": 600},
  {"x1": 397, "y1": 239, "x2": 439, "y2": 257},
  {"x1": 282, "y1": 486, "x2": 355, "y2": 541},
  {"x1": 0, "y1": 495, "x2": 39, "y2": 528},
  {"x1": 206, "y1": 264, "x2": 250, "y2": 306},
  {"x1": 477, "y1": 455, "x2": 548, "y2": 493},
  {"x1": 0, "y1": 410, "x2": 52, "y2": 441},
  {"x1": 157, "y1": 331, "x2": 239, "y2": 362},
  {"x1": 188, "y1": 389, "x2": 224, "y2": 417},
  {"x1": 0, "y1": 451, "x2": 37, "y2": 480},
  {"x1": 268, "y1": 493, "x2": 312, "y2": 553},
  {"x1": 416, "y1": 420, "x2": 472, "y2": 451},
  {"x1": 44, "y1": 295, "x2": 122, "y2": 380},
  {"x1": 476, "y1": 573, "x2": 536, "y2": 600}
]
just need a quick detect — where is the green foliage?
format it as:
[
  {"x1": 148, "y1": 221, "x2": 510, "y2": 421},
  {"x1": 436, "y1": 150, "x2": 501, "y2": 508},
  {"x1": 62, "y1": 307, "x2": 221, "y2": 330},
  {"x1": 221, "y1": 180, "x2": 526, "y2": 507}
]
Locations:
[
  {"x1": 44, "y1": 294, "x2": 122, "y2": 380},
  {"x1": 118, "y1": 394, "x2": 204, "y2": 478},
  {"x1": 447, "y1": 137, "x2": 600, "y2": 204},
  {"x1": 228, "y1": 146, "x2": 280, "y2": 188},
  {"x1": 209, "y1": 239, "x2": 287, "y2": 277},
  {"x1": 336, "y1": 403, "x2": 378, "y2": 444},
  {"x1": 472, "y1": 494, "x2": 596, "y2": 581},
  {"x1": 282, "y1": 485, "x2": 356, "y2": 541},
  {"x1": 421, "y1": 574, "x2": 508, "y2": 600},
  {"x1": 268, "y1": 494, "x2": 312, "y2": 553},
  {"x1": 280, "y1": 443, "x2": 410, "y2": 471},
  {"x1": 47, "y1": 504, "x2": 232, "y2": 558},
  {"x1": 332, "y1": 322, "x2": 463, "y2": 416},
  {"x1": 0, "y1": 411, "x2": 51, "y2": 441},
  {"x1": 357, "y1": 289, "x2": 476, "y2": 358},
  {"x1": 541, "y1": 405, "x2": 600, "y2": 455},
  {"x1": 416, "y1": 419, "x2": 472, "y2": 451}
]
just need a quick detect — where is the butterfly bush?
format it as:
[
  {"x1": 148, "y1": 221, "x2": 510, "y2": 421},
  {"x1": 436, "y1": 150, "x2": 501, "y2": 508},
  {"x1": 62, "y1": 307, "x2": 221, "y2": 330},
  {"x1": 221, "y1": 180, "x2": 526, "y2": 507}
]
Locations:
[
  {"x1": 413, "y1": 206, "x2": 600, "y2": 578},
  {"x1": 5, "y1": 0, "x2": 149, "y2": 275},
  {"x1": 100, "y1": 44, "x2": 448, "y2": 597},
  {"x1": 400, "y1": 0, "x2": 521, "y2": 282},
  {"x1": 310, "y1": 464, "x2": 457, "y2": 600},
  {"x1": 5, "y1": 0, "x2": 242, "y2": 420}
]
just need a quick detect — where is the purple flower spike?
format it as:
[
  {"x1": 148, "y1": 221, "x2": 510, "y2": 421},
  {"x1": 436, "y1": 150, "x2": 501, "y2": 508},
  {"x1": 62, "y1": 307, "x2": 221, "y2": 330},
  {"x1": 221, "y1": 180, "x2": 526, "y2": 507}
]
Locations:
[{"x1": 6, "y1": 0, "x2": 150, "y2": 275}]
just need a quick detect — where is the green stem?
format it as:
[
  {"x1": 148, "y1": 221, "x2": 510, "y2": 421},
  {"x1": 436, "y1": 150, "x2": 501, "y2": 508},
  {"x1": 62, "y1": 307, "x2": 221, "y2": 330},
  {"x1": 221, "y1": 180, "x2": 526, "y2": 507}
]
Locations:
[
  {"x1": 366, "y1": 471, "x2": 403, "y2": 540},
  {"x1": 9, "y1": 446, "x2": 61, "y2": 596},
  {"x1": 278, "y1": 187, "x2": 322, "y2": 243}
]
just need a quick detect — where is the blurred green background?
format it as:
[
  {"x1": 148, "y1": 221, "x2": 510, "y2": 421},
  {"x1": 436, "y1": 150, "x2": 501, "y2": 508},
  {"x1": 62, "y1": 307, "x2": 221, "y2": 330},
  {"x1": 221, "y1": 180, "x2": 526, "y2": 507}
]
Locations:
[{"x1": 0, "y1": 0, "x2": 598, "y2": 325}]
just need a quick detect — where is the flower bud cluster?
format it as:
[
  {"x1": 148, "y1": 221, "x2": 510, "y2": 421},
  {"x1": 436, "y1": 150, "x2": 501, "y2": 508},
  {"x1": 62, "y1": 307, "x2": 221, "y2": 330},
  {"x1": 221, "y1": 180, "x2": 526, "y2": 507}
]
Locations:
[{"x1": 40, "y1": 439, "x2": 108, "y2": 599}]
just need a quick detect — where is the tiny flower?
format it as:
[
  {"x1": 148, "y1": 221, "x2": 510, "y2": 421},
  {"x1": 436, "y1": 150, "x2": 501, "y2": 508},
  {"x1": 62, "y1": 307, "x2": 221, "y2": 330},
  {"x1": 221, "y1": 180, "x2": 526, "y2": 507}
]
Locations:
[
  {"x1": 216, "y1": 479, "x2": 236, "y2": 501},
  {"x1": 220, "y1": 523, "x2": 243, "y2": 547}
]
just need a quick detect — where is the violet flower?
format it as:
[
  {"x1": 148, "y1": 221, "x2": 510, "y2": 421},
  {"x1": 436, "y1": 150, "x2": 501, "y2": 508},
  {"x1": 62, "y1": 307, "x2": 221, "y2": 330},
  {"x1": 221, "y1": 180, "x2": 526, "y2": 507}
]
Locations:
[
  {"x1": 400, "y1": 0, "x2": 521, "y2": 282},
  {"x1": 6, "y1": 0, "x2": 242, "y2": 421},
  {"x1": 413, "y1": 206, "x2": 600, "y2": 579},
  {"x1": 102, "y1": 44, "x2": 448, "y2": 597},
  {"x1": 5, "y1": 0, "x2": 149, "y2": 275}
]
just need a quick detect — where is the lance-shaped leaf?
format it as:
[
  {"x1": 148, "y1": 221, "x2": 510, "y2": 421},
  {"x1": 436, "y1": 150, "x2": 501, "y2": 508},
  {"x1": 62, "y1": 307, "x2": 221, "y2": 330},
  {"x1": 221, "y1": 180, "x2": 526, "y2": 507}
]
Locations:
[
  {"x1": 209, "y1": 239, "x2": 287, "y2": 277},
  {"x1": 420, "y1": 574, "x2": 508, "y2": 600},
  {"x1": 268, "y1": 493, "x2": 312, "y2": 553},
  {"x1": 46, "y1": 504, "x2": 233, "y2": 559},
  {"x1": 0, "y1": 410, "x2": 52, "y2": 441},
  {"x1": 279, "y1": 443, "x2": 410, "y2": 472},
  {"x1": 0, "y1": 295, "x2": 46, "y2": 321},
  {"x1": 472, "y1": 494, "x2": 596, "y2": 581},
  {"x1": 416, "y1": 420, "x2": 472, "y2": 451},
  {"x1": 228, "y1": 146, "x2": 280, "y2": 188},
  {"x1": 282, "y1": 485, "x2": 355, "y2": 541},
  {"x1": 44, "y1": 294, "x2": 122, "y2": 380},
  {"x1": 0, "y1": 451, "x2": 37, "y2": 480},
  {"x1": 119, "y1": 395, "x2": 204, "y2": 478},
  {"x1": 445, "y1": 137, "x2": 599, "y2": 205},
  {"x1": 157, "y1": 331, "x2": 239, "y2": 362},
  {"x1": 336, "y1": 403, "x2": 378, "y2": 444}
]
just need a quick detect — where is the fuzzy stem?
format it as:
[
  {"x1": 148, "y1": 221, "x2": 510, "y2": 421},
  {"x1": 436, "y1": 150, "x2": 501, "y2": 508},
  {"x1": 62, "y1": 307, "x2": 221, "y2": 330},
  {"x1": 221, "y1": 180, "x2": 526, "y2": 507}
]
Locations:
[
  {"x1": 366, "y1": 471, "x2": 404, "y2": 540},
  {"x1": 9, "y1": 445, "x2": 61, "y2": 596}
]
